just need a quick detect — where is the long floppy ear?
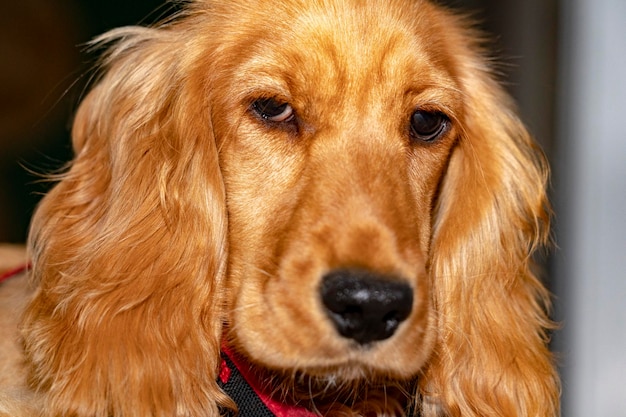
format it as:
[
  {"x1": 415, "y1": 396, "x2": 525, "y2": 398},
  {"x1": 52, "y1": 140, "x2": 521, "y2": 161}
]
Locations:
[
  {"x1": 420, "y1": 22, "x2": 560, "y2": 417},
  {"x1": 22, "y1": 21, "x2": 230, "y2": 417}
]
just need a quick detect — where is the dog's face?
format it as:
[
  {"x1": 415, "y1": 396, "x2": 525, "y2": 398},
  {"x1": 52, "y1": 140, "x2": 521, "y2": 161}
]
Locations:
[
  {"x1": 210, "y1": 1, "x2": 462, "y2": 380},
  {"x1": 22, "y1": 1, "x2": 558, "y2": 415}
]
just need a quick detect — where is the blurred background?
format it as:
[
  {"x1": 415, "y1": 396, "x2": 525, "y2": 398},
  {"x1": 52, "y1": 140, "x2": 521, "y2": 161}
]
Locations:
[{"x1": 0, "y1": 0, "x2": 624, "y2": 415}]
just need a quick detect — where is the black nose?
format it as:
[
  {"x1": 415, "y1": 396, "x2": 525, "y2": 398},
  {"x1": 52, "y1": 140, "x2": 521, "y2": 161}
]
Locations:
[{"x1": 320, "y1": 268, "x2": 413, "y2": 345}]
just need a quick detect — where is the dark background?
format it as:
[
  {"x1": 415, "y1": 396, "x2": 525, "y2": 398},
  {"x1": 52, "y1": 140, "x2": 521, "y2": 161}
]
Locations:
[{"x1": 0, "y1": 0, "x2": 558, "y2": 243}]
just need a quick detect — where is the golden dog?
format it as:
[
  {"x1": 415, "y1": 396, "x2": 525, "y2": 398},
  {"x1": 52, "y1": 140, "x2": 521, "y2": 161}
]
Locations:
[{"x1": 0, "y1": 0, "x2": 559, "y2": 415}]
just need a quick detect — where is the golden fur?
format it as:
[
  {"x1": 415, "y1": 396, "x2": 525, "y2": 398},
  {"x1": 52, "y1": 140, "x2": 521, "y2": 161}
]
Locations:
[{"x1": 0, "y1": 0, "x2": 559, "y2": 415}]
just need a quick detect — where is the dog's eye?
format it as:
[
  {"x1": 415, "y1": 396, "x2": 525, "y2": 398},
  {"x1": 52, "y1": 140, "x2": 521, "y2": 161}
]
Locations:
[
  {"x1": 410, "y1": 110, "x2": 449, "y2": 142},
  {"x1": 252, "y1": 98, "x2": 294, "y2": 123}
]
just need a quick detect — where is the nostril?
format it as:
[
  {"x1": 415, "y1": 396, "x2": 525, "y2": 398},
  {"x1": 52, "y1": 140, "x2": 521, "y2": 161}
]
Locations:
[{"x1": 320, "y1": 268, "x2": 413, "y2": 345}]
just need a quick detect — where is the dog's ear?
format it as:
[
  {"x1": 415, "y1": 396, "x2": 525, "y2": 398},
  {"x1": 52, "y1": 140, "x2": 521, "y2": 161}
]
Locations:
[
  {"x1": 23, "y1": 24, "x2": 231, "y2": 416},
  {"x1": 422, "y1": 24, "x2": 560, "y2": 417}
]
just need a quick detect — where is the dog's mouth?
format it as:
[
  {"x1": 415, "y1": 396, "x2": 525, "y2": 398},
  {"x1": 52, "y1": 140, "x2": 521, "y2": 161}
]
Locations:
[
  {"x1": 223, "y1": 336, "x2": 407, "y2": 381},
  {"x1": 225, "y1": 266, "x2": 436, "y2": 385}
]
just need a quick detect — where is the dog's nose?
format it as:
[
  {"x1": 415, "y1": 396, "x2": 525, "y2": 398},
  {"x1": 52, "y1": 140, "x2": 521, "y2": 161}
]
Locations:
[{"x1": 320, "y1": 268, "x2": 413, "y2": 345}]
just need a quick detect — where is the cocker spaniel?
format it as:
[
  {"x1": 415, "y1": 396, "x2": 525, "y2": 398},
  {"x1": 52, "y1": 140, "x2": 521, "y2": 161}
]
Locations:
[{"x1": 0, "y1": 0, "x2": 560, "y2": 416}]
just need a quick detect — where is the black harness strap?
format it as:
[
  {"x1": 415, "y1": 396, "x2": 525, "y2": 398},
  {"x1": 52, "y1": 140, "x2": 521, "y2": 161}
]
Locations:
[{"x1": 218, "y1": 352, "x2": 276, "y2": 417}]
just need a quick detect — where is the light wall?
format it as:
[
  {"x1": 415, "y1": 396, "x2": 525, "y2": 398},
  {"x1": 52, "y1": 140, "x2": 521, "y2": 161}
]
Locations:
[{"x1": 553, "y1": 0, "x2": 626, "y2": 415}]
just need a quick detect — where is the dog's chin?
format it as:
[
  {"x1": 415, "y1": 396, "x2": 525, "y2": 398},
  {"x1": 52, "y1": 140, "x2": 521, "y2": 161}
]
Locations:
[
  {"x1": 250, "y1": 358, "x2": 416, "y2": 410},
  {"x1": 240, "y1": 343, "x2": 422, "y2": 385},
  {"x1": 295, "y1": 361, "x2": 412, "y2": 385}
]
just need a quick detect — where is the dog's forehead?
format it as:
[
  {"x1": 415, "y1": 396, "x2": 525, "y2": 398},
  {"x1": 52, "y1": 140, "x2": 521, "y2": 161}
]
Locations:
[{"x1": 217, "y1": 0, "x2": 462, "y2": 119}]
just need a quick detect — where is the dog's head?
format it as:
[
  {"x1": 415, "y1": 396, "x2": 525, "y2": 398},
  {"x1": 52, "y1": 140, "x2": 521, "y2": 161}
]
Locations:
[
  {"x1": 24, "y1": 1, "x2": 558, "y2": 416},
  {"x1": 215, "y1": 1, "x2": 463, "y2": 379}
]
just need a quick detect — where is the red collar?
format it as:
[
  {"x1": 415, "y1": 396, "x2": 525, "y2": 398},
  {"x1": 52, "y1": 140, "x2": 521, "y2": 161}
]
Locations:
[
  {"x1": 219, "y1": 345, "x2": 316, "y2": 417},
  {"x1": 0, "y1": 264, "x2": 29, "y2": 284}
]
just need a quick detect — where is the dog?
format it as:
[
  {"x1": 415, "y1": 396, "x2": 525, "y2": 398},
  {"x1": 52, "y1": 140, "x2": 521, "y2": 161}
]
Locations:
[{"x1": 0, "y1": 0, "x2": 560, "y2": 415}]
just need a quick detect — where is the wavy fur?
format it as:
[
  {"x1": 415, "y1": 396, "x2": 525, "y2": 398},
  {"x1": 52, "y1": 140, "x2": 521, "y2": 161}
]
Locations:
[{"x1": 2, "y1": 1, "x2": 559, "y2": 416}]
